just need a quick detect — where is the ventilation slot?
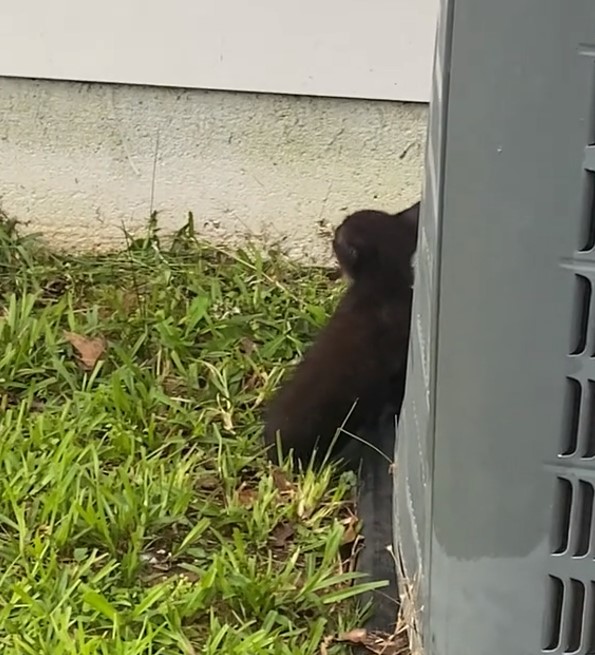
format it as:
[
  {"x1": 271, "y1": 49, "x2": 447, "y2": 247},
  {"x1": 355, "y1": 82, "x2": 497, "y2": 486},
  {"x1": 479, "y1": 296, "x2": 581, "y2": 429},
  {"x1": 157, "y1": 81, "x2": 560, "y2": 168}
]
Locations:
[
  {"x1": 579, "y1": 172, "x2": 595, "y2": 252},
  {"x1": 564, "y1": 579, "x2": 586, "y2": 653},
  {"x1": 570, "y1": 275, "x2": 591, "y2": 355},
  {"x1": 552, "y1": 478, "x2": 573, "y2": 555},
  {"x1": 584, "y1": 382, "x2": 595, "y2": 458},
  {"x1": 579, "y1": 69, "x2": 595, "y2": 250},
  {"x1": 543, "y1": 575, "x2": 564, "y2": 651},
  {"x1": 586, "y1": 582, "x2": 595, "y2": 654},
  {"x1": 562, "y1": 378, "x2": 582, "y2": 456},
  {"x1": 573, "y1": 481, "x2": 594, "y2": 558}
]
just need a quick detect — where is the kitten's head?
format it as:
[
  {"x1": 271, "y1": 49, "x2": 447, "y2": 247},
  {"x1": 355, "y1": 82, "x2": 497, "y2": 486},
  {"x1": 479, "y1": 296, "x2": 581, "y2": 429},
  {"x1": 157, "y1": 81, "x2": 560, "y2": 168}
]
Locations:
[{"x1": 332, "y1": 201, "x2": 420, "y2": 285}]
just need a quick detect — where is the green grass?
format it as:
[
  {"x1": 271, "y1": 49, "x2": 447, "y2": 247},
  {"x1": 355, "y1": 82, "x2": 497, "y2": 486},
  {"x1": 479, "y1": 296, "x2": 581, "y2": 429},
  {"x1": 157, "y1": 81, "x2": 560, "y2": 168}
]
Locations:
[{"x1": 0, "y1": 216, "x2": 381, "y2": 654}]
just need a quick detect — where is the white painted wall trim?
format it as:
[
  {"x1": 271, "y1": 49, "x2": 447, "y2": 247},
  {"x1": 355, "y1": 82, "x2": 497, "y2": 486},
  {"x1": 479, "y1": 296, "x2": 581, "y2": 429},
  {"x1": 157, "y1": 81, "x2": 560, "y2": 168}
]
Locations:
[{"x1": 0, "y1": 0, "x2": 438, "y2": 102}]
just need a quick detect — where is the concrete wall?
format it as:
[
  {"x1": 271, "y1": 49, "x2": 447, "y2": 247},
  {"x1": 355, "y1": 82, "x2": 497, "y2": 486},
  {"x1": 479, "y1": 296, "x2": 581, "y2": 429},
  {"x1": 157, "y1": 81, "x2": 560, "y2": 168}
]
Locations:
[{"x1": 0, "y1": 77, "x2": 427, "y2": 263}]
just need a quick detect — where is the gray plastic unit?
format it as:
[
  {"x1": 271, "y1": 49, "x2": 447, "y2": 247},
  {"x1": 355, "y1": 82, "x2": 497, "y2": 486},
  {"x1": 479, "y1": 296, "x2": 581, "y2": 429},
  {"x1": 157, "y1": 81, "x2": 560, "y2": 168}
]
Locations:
[{"x1": 394, "y1": 0, "x2": 595, "y2": 654}]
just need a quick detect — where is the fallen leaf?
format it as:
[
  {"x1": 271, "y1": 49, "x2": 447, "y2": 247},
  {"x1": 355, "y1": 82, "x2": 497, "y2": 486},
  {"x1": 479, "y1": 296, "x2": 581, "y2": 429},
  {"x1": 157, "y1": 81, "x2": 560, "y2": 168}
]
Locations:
[
  {"x1": 63, "y1": 331, "x2": 106, "y2": 370},
  {"x1": 197, "y1": 476, "x2": 219, "y2": 491},
  {"x1": 239, "y1": 337, "x2": 257, "y2": 354},
  {"x1": 221, "y1": 410, "x2": 234, "y2": 431},
  {"x1": 236, "y1": 484, "x2": 258, "y2": 507},
  {"x1": 43, "y1": 277, "x2": 69, "y2": 297},
  {"x1": 341, "y1": 515, "x2": 360, "y2": 545},
  {"x1": 320, "y1": 630, "x2": 368, "y2": 655},
  {"x1": 242, "y1": 371, "x2": 261, "y2": 392},
  {"x1": 163, "y1": 376, "x2": 185, "y2": 396},
  {"x1": 320, "y1": 635, "x2": 333, "y2": 655},
  {"x1": 122, "y1": 291, "x2": 139, "y2": 312},
  {"x1": 272, "y1": 467, "x2": 294, "y2": 492},
  {"x1": 180, "y1": 569, "x2": 200, "y2": 583},
  {"x1": 271, "y1": 522, "x2": 294, "y2": 548},
  {"x1": 337, "y1": 629, "x2": 368, "y2": 644},
  {"x1": 330, "y1": 627, "x2": 409, "y2": 655}
]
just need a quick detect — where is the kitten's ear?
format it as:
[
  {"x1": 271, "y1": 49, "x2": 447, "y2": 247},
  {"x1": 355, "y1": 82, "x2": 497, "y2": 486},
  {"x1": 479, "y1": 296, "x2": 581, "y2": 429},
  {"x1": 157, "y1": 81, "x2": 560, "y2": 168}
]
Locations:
[
  {"x1": 400, "y1": 201, "x2": 420, "y2": 231},
  {"x1": 399, "y1": 201, "x2": 421, "y2": 254}
]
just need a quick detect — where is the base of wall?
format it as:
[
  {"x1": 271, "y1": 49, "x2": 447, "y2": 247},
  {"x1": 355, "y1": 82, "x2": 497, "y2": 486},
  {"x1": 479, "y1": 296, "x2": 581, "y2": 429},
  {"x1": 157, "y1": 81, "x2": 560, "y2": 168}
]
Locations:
[{"x1": 0, "y1": 77, "x2": 427, "y2": 263}]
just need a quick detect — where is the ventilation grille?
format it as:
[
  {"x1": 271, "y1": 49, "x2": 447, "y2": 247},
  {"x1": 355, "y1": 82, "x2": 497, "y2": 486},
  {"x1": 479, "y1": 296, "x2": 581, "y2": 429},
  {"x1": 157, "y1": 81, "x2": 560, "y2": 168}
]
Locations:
[
  {"x1": 543, "y1": 577, "x2": 595, "y2": 653},
  {"x1": 542, "y1": 52, "x2": 595, "y2": 655},
  {"x1": 580, "y1": 149, "x2": 595, "y2": 254},
  {"x1": 579, "y1": 170, "x2": 595, "y2": 254},
  {"x1": 560, "y1": 377, "x2": 595, "y2": 459},
  {"x1": 550, "y1": 478, "x2": 594, "y2": 558}
]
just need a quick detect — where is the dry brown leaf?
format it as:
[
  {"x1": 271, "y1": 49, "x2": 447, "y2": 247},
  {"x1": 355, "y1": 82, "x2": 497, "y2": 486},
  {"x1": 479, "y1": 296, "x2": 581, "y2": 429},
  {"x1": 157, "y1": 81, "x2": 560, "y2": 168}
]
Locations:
[
  {"x1": 163, "y1": 376, "x2": 185, "y2": 396},
  {"x1": 221, "y1": 410, "x2": 235, "y2": 432},
  {"x1": 320, "y1": 630, "x2": 367, "y2": 655},
  {"x1": 272, "y1": 467, "x2": 294, "y2": 492},
  {"x1": 236, "y1": 484, "x2": 258, "y2": 507},
  {"x1": 320, "y1": 635, "x2": 333, "y2": 655},
  {"x1": 338, "y1": 629, "x2": 368, "y2": 644},
  {"x1": 341, "y1": 515, "x2": 360, "y2": 545},
  {"x1": 63, "y1": 331, "x2": 106, "y2": 370},
  {"x1": 43, "y1": 277, "x2": 68, "y2": 297},
  {"x1": 180, "y1": 569, "x2": 200, "y2": 583},
  {"x1": 239, "y1": 337, "x2": 257, "y2": 354},
  {"x1": 197, "y1": 476, "x2": 219, "y2": 491},
  {"x1": 122, "y1": 291, "x2": 139, "y2": 313},
  {"x1": 322, "y1": 627, "x2": 409, "y2": 655},
  {"x1": 242, "y1": 371, "x2": 261, "y2": 392},
  {"x1": 271, "y1": 522, "x2": 294, "y2": 548}
]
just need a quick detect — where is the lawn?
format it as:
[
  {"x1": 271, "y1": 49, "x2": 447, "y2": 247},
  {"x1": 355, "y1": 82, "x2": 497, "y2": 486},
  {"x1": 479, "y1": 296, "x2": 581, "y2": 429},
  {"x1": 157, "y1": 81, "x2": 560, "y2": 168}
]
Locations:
[{"x1": 0, "y1": 216, "x2": 385, "y2": 654}]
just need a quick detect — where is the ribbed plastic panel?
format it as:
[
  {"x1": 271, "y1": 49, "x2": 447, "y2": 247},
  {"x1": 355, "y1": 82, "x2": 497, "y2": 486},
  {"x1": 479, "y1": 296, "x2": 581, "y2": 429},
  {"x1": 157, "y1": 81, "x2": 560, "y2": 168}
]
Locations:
[
  {"x1": 394, "y1": 1, "x2": 595, "y2": 653},
  {"x1": 392, "y1": 0, "x2": 453, "y2": 647}
]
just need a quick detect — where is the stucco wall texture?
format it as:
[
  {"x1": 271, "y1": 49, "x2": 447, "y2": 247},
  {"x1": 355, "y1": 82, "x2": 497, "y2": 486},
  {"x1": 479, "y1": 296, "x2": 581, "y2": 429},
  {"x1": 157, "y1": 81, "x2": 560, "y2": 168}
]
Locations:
[{"x1": 0, "y1": 76, "x2": 427, "y2": 263}]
